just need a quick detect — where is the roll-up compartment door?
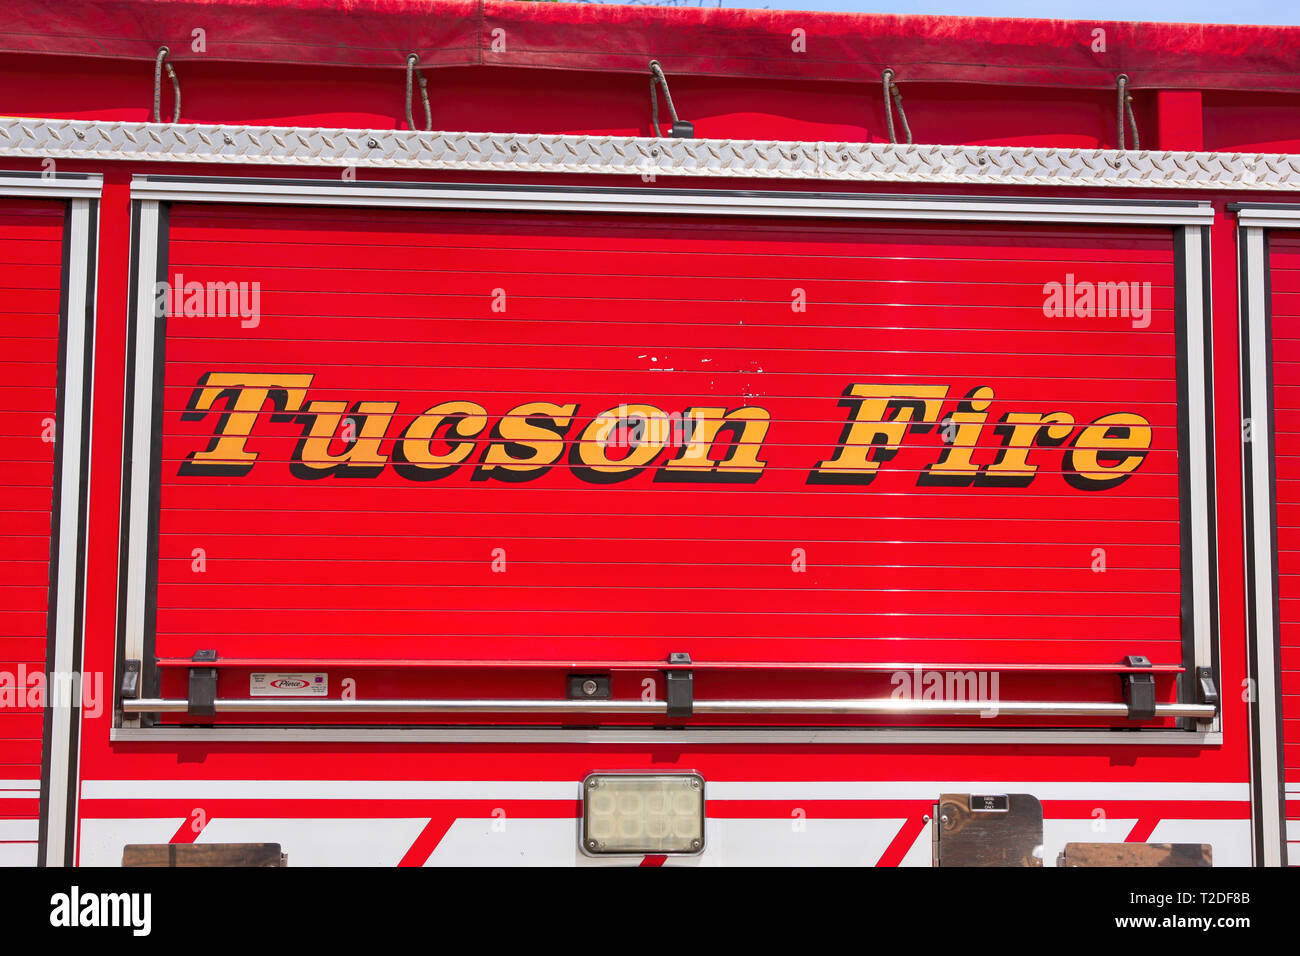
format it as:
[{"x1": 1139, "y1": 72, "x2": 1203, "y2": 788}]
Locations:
[
  {"x1": 0, "y1": 198, "x2": 69, "y2": 864},
  {"x1": 1269, "y1": 234, "x2": 1300, "y2": 863},
  {"x1": 138, "y1": 201, "x2": 1193, "y2": 728}
]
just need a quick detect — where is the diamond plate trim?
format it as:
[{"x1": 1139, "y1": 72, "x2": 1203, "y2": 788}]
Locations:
[{"x1": 4, "y1": 118, "x2": 1300, "y2": 190}]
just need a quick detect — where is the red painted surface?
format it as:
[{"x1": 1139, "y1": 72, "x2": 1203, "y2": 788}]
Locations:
[
  {"x1": 2, "y1": 1, "x2": 1299, "y2": 92},
  {"x1": 167, "y1": 815, "x2": 203, "y2": 844},
  {"x1": 1155, "y1": 90, "x2": 1204, "y2": 152},
  {"x1": 0, "y1": 198, "x2": 66, "y2": 839},
  {"x1": 875, "y1": 815, "x2": 929, "y2": 866},
  {"x1": 396, "y1": 816, "x2": 456, "y2": 867},
  {"x1": 1124, "y1": 817, "x2": 1160, "y2": 843},
  {"x1": 0, "y1": 2, "x2": 1297, "y2": 152}
]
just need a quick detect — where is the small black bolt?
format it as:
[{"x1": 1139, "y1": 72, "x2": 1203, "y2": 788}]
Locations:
[{"x1": 367, "y1": 138, "x2": 378, "y2": 149}]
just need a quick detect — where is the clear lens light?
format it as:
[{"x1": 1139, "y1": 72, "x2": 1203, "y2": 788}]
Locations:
[{"x1": 582, "y1": 773, "x2": 705, "y2": 855}]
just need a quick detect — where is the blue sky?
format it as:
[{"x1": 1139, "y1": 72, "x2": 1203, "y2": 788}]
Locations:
[{"x1": 708, "y1": 0, "x2": 1298, "y2": 25}]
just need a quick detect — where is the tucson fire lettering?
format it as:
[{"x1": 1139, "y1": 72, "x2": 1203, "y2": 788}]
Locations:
[{"x1": 178, "y1": 372, "x2": 1152, "y2": 490}]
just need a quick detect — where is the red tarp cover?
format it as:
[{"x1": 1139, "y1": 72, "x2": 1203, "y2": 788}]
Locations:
[{"x1": 4, "y1": 0, "x2": 1300, "y2": 91}]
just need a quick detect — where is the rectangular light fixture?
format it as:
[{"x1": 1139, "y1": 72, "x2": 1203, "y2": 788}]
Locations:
[{"x1": 582, "y1": 772, "x2": 705, "y2": 856}]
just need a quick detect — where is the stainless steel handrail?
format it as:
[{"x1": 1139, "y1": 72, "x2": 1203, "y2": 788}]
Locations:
[
  {"x1": 125, "y1": 699, "x2": 665, "y2": 714},
  {"x1": 121, "y1": 698, "x2": 1217, "y2": 718}
]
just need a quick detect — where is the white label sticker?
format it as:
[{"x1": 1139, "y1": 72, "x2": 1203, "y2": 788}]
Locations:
[{"x1": 250, "y1": 673, "x2": 328, "y2": 697}]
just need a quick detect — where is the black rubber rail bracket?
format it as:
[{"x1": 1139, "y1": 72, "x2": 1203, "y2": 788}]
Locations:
[
  {"x1": 119, "y1": 659, "x2": 141, "y2": 700},
  {"x1": 1196, "y1": 666, "x2": 1219, "y2": 709},
  {"x1": 665, "y1": 652, "x2": 693, "y2": 718},
  {"x1": 1121, "y1": 655, "x2": 1156, "y2": 720},
  {"x1": 188, "y1": 649, "x2": 218, "y2": 718}
]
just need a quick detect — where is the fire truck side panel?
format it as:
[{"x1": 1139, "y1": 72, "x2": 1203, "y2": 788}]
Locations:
[
  {"x1": 55, "y1": 189, "x2": 1254, "y2": 865},
  {"x1": 0, "y1": 0, "x2": 1292, "y2": 866},
  {"x1": 56, "y1": 180, "x2": 1251, "y2": 867}
]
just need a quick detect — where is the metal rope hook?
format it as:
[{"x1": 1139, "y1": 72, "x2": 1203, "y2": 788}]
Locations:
[
  {"x1": 405, "y1": 54, "x2": 432, "y2": 132},
  {"x1": 153, "y1": 46, "x2": 181, "y2": 123},
  {"x1": 1116, "y1": 74, "x2": 1139, "y2": 150},
  {"x1": 881, "y1": 68, "x2": 912, "y2": 145},
  {"x1": 649, "y1": 60, "x2": 693, "y2": 138}
]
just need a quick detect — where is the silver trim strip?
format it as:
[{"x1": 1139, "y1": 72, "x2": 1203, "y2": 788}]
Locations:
[
  {"x1": 1234, "y1": 207, "x2": 1300, "y2": 228},
  {"x1": 121, "y1": 697, "x2": 1216, "y2": 718},
  {"x1": 1184, "y1": 227, "x2": 1217, "y2": 694},
  {"x1": 2, "y1": 118, "x2": 1298, "y2": 191},
  {"x1": 0, "y1": 170, "x2": 103, "y2": 198},
  {"x1": 116, "y1": 182, "x2": 1220, "y2": 744},
  {"x1": 41, "y1": 198, "x2": 95, "y2": 867},
  {"x1": 1241, "y1": 224, "x2": 1286, "y2": 867},
  {"x1": 128, "y1": 176, "x2": 1214, "y2": 225},
  {"x1": 108, "y1": 727, "x2": 1223, "y2": 745},
  {"x1": 120, "y1": 199, "x2": 159, "y2": 733}
]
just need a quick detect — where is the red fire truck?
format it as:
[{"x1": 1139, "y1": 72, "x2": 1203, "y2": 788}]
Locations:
[{"x1": 1, "y1": 0, "x2": 1297, "y2": 867}]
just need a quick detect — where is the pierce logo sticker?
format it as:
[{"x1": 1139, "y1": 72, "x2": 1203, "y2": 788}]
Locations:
[{"x1": 251, "y1": 673, "x2": 328, "y2": 697}]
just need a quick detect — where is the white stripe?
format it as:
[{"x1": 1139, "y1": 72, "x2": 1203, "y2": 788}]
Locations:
[
  {"x1": 80, "y1": 779, "x2": 1248, "y2": 802},
  {"x1": 0, "y1": 781, "x2": 39, "y2": 791},
  {"x1": 0, "y1": 820, "x2": 39, "y2": 841},
  {"x1": 0, "y1": 843, "x2": 38, "y2": 867},
  {"x1": 706, "y1": 781, "x2": 1248, "y2": 801},
  {"x1": 77, "y1": 819, "x2": 185, "y2": 868},
  {"x1": 82, "y1": 779, "x2": 583, "y2": 800}
]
